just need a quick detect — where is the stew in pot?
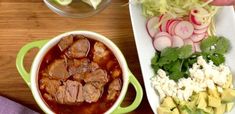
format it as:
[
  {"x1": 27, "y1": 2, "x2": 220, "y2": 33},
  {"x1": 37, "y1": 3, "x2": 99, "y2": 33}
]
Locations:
[{"x1": 38, "y1": 35, "x2": 123, "y2": 114}]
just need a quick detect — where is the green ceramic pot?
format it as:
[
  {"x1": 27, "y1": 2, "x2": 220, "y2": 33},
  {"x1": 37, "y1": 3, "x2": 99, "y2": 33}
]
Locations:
[{"x1": 16, "y1": 31, "x2": 143, "y2": 114}]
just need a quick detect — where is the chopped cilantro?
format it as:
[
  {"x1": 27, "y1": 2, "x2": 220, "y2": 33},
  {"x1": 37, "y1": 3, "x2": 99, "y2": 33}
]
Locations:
[
  {"x1": 200, "y1": 36, "x2": 230, "y2": 54},
  {"x1": 178, "y1": 45, "x2": 193, "y2": 59}
]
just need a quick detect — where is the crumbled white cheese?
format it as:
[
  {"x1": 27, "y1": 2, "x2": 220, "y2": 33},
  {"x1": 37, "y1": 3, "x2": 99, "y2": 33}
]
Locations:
[
  {"x1": 190, "y1": 56, "x2": 230, "y2": 89},
  {"x1": 151, "y1": 56, "x2": 232, "y2": 101}
]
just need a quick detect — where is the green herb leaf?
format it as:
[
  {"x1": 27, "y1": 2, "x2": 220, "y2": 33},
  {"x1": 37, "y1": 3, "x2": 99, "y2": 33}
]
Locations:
[
  {"x1": 215, "y1": 36, "x2": 230, "y2": 54},
  {"x1": 169, "y1": 60, "x2": 181, "y2": 73},
  {"x1": 169, "y1": 71, "x2": 184, "y2": 81},
  {"x1": 162, "y1": 63, "x2": 172, "y2": 71},
  {"x1": 151, "y1": 52, "x2": 160, "y2": 73},
  {"x1": 157, "y1": 47, "x2": 179, "y2": 66},
  {"x1": 178, "y1": 45, "x2": 193, "y2": 59},
  {"x1": 200, "y1": 36, "x2": 230, "y2": 54},
  {"x1": 161, "y1": 47, "x2": 178, "y2": 59},
  {"x1": 200, "y1": 36, "x2": 217, "y2": 54},
  {"x1": 151, "y1": 52, "x2": 160, "y2": 65},
  {"x1": 208, "y1": 53, "x2": 225, "y2": 66},
  {"x1": 151, "y1": 64, "x2": 159, "y2": 74},
  {"x1": 157, "y1": 57, "x2": 173, "y2": 66}
]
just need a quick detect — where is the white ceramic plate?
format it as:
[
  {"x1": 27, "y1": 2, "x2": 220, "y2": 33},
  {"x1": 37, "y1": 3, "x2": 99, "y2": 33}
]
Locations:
[{"x1": 129, "y1": 1, "x2": 235, "y2": 113}]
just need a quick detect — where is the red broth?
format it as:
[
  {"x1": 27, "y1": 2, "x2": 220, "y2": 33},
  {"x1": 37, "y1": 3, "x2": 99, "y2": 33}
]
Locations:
[{"x1": 38, "y1": 35, "x2": 123, "y2": 114}]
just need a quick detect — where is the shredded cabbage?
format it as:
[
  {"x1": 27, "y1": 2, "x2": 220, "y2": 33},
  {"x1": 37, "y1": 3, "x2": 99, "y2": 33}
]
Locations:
[{"x1": 136, "y1": 0, "x2": 219, "y2": 35}]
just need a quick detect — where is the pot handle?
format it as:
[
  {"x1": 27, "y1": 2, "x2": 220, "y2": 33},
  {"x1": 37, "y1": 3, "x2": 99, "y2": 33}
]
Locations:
[
  {"x1": 112, "y1": 70, "x2": 143, "y2": 114},
  {"x1": 16, "y1": 40, "x2": 48, "y2": 87}
]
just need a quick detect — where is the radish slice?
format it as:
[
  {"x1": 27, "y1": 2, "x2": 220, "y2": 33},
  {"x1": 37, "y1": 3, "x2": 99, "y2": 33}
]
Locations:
[
  {"x1": 192, "y1": 7, "x2": 210, "y2": 17},
  {"x1": 169, "y1": 21, "x2": 180, "y2": 35},
  {"x1": 189, "y1": 10, "x2": 201, "y2": 25},
  {"x1": 160, "y1": 19, "x2": 168, "y2": 32},
  {"x1": 194, "y1": 27, "x2": 208, "y2": 34},
  {"x1": 193, "y1": 23, "x2": 210, "y2": 30},
  {"x1": 184, "y1": 39, "x2": 194, "y2": 46},
  {"x1": 166, "y1": 19, "x2": 174, "y2": 33},
  {"x1": 184, "y1": 39, "x2": 195, "y2": 52},
  {"x1": 153, "y1": 36, "x2": 172, "y2": 51},
  {"x1": 167, "y1": 20, "x2": 178, "y2": 34},
  {"x1": 191, "y1": 33, "x2": 206, "y2": 42},
  {"x1": 154, "y1": 32, "x2": 171, "y2": 39},
  {"x1": 146, "y1": 17, "x2": 159, "y2": 38},
  {"x1": 158, "y1": 15, "x2": 164, "y2": 32},
  {"x1": 194, "y1": 43, "x2": 201, "y2": 52},
  {"x1": 174, "y1": 21, "x2": 194, "y2": 39},
  {"x1": 172, "y1": 35, "x2": 184, "y2": 47}
]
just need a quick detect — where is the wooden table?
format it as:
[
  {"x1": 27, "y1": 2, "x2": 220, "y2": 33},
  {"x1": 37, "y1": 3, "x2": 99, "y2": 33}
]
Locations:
[{"x1": 0, "y1": 0, "x2": 153, "y2": 113}]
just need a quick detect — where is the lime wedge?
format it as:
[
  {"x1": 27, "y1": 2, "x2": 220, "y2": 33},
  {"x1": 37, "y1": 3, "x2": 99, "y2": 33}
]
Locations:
[
  {"x1": 82, "y1": 0, "x2": 102, "y2": 9},
  {"x1": 53, "y1": 0, "x2": 72, "y2": 6}
]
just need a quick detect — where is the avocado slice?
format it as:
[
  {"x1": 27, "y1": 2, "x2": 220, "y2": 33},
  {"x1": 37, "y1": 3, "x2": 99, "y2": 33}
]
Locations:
[
  {"x1": 172, "y1": 98, "x2": 191, "y2": 114},
  {"x1": 191, "y1": 93, "x2": 199, "y2": 101},
  {"x1": 161, "y1": 97, "x2": 176, "y2": 108},
  {"x1": 172, "y1": 107, "x2": 180, "y2": 114},
  {"x1": 197, "y1": 97, "x2": 207, "y2": 110},
  {"x1": 203, "y1": 107, "x2": 214, "y2": 114},
  {"x1": 193, "y1": 109, "x2": 208, "y2": 114},
  {"x1": 177, "y1": 94, "x2": 199, "y2": 114},
  {"x1": 197, "y1": 92, "x2": 208, "y2": 110},
  {"x1": 221, "y1": 88, "x2": 235, "y2": 102},
  {"x1": 208, "y1": 88, "x2": 220, "y2": 98},
  {"x1": 178, "y1": 106, "x2": 191, "y2": 114},
  {"x1": 177, "y1": 100, "x2": 188, "y2": 114},
  {"x1": 186, "y1": 98, "x2": 197, "y2": 111},
  {"x1": 158, "y1": 97, "x2": 180, "y2": 114},
  {"x1": 173, "y1": 97, "x2": 180, "y2": 105},
  {"x1": 180, "y1": 110, "x2": 190, "y2": 114},
  {"x1": 179, "y1": 100, "x2": 187, "y2": 107},
  {"x1": 157, "y1": 106, "x2": 179, "y2": 114},
  {"x1": 223, "y1": 74, "x2": 232, "y2": 89},
  {"x1": 226, "y1": 102, "x2": 234, "y2": 112},
  {"x1": 157, "y1": 106, "x2": 172, "y2": 114},
  {"x1": 214, "y1": 104, "x2": 226, "y2": 114},
  {"x1": 208, "y1": 95, "x2": 221, "y2": 107}
]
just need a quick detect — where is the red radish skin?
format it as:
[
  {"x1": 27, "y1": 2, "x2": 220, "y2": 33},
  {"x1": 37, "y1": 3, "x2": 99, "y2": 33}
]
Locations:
[
  {"x1": 194, "y1": 27, "x2": 208, "y2": 34},
  {"x1": 159, "y1": 15, "x2": 164, "y2": 32},
  {"x1": 174, "y1": 21, "x2": 194, "y2": 39},
  {"x1": 154, "y1": 32, "x2": 171, "y2": 39},
  {"x1": 166, "y1": 19, "x2": 174, "y2": 33},
  {"x1": 168, "y1": 21, "x2": 176, "y2": 34},
  {"x1": 194, "y1": 43, "x2": 201, "y2": 52},
  {"x1": 191, "y1": 33, "x2": 206, "y2": 43},
  {"x1": 189, "y1": 10, "x2": 202, "y2": 25},
  {"x1": 146, "y1": 17, "x2": 159, "y2": 38},
  {"x1": 166, "y1": 19, "x2": 174, "y2": 28},
  {"x1": 172, "y1": 35, "x2": 184, "y2": 47},
  {"x1": 153, "y1": 36, "x2": 172, "y2": 51},
  {"x1": 184, "y1": 39, "x2": 195, "y2": 52},
  {"x1": 160, "y1": 19, "x2": 168, "y2": 32},
  {"x1": 167, "y1": 20, "x2": 179, "y2": 34},
  {"x1": 189, "y1": 13, "x2": 200, "y2": 25},
  {"x1": 166, "y1": 19, "x2": 181, "y2": 33},
  {"x1": 169, "y1": 21, "x2": 180, "y2": 35}
]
